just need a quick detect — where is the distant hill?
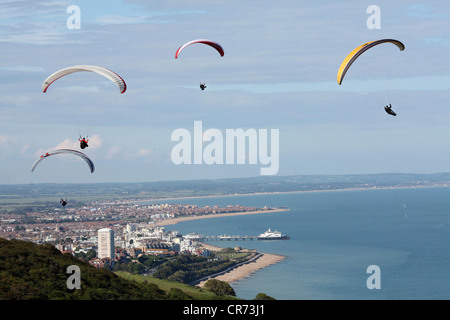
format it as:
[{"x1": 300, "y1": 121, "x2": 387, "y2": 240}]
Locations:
[{"x1": 1, "y1": 173, "x2": 450, "y2": 204}]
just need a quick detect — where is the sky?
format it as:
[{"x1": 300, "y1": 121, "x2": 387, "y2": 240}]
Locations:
[{"x1": 1, "y1": 0, "x2": 450, "y2": 184}]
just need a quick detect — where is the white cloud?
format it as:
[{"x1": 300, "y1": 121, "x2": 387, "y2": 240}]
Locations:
[
  {"x1": 20, "y1": 144, "x2": 30, "y2": 153},
  {"x1": 136, "y1": 148, "x2": 154, "y2": 156},
  {"x1": 54, "y1": 138, "x2": 78, "y2": 150},
  {"x1": 0, "y1": 1, "x2": 73, "y2": 44},
  {"x1": 106, "y1": 146, "x2": 122, "y2": 159},
  {"x1": 124, "y1": 148, "x2": 158, "y2": 160},
  {"x1": 86, "y1": 134, "x2": 102, "y2": 149}
]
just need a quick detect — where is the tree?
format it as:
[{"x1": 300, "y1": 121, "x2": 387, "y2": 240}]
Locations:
[
  {"x1": 203, "y1": 279, "x2": 235, "y2": 297},
  {"x1": 167, "y1": 288, "x2": 193, "y2": 300},
  {"x1": 168, "y1": 270, "x2": 189, "y2": 283},
  {"x1": 254, "y1": 293, "x2": 276, "y2": 300},
  {"x1": 86, "y1": 249, "x2": 96, "y2": 260}
]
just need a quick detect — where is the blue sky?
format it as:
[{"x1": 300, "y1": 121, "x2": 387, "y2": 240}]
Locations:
[{"x1": 1, "y1": 0, "x2": 450, "y2": 184}]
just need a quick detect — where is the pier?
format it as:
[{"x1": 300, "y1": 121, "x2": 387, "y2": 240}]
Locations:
[
  {"x1": 184, "y1": 232, "x2": 289, "y2": 242},
  {"x1": 205, "y1": 235, "x2": 258, "y2": 241}
]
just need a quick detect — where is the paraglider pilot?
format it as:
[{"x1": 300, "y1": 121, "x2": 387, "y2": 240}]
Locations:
[
  {"x1": 60, "y1": 198, "x2": 68, "y2": 206},
  {"x1": 384, "y1": 104, "x2": 396, "y2": 116},
  {"x1": 200, "y1": 82, "x2": 207, "y2": 91},
  {"x1": 79, "y1": 136, "x2": 89, "y2": 149}
]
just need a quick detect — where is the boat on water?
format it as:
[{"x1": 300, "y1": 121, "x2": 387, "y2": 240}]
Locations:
[{"x1": 257, "y1": 228, "x2": 289, "y2": 240}]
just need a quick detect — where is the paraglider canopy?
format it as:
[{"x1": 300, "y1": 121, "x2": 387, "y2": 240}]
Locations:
[
  {"x1": 42, "y1": 65, "x2": 127, "y2": 93},
  {"x1": 31, "y1": 149, "x2": 95, "y2": 173},
  {"x1": 175, "y1": 39, "x2": 224, "y2": 58},
  {"x1": 337, "y1": 39, "x2": 405, "y2": 85}
]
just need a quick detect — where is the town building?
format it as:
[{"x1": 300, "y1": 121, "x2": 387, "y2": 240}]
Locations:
[{"x1": 98, "y1": 228, "x2": 115, "y2": 261}]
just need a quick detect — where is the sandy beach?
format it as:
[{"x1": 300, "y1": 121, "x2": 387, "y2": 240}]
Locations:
[
  {"x1": 150, "y1": 207, "x2": 289, "y2": 287},
  {"x1": 196, "y1": 243, "x2": 285, "y2": 287},
  {"x1": 151, "y1": 207, "x2": 289, "y2": 227}
]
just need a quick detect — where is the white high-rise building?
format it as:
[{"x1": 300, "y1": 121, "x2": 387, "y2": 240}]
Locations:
[{"x1": 98, "y1": 228, "x2": 115, "y2": 261}]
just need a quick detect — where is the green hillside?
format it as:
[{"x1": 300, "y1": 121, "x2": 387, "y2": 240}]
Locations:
[
  {"x1": 0, "y1": 238, "x2": 233, "y2": 300},
  {"x1": 115, "y1": 271, "x2": 236, "y2": 300}
]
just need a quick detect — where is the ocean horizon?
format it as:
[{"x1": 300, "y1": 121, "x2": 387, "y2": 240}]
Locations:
[{"x1": 143, "y1": 187, "x2": 450, "y2": 300}]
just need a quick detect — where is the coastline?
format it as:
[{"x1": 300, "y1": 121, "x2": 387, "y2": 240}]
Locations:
[
  {"x1": 149, "y1": 208, "x2": 289, "y2": 288},
  {"x1": 118, "y1": 184, "x2": 448, "y2": 205},
  {"x1": 151, "y1": 207, "x2": 290, "y2": 227},
  {"x1": 138, "y1": 185, "x2": 444, "y2": 290},
  {"x1": 196, "y1": 242, "x2": 285, "y2": 287}
]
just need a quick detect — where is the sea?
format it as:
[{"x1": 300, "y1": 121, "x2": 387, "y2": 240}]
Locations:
[{"x1": 143, "y1": 187, "x2": 450, "y2": 300}]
